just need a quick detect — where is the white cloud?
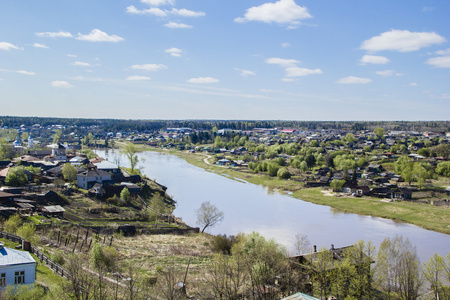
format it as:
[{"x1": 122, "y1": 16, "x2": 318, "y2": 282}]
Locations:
[
  {"x1": 0, "y1": 42, "x2": 20, "y2": 51},
  {"x1": 76, "y1": 29, "x2": 124, "y2": 42},
  {"x1": 422, "y1": 6, "x2": 435, "y2": 12},
  {"x1": 435, "y1": 48, "x2": 450, "y2": 55},
  {"x1": 235, "y1": 68, "x2": 256, "y2": 77},
  {"x1": 67, "y1": 54, "x2": 77, "y2": 58},
  {"x1": 281, "y1": 78, "x2": 295, "y2": 82},
  {"x1": 164, "y1": 22, "x2": 192, "y2": 29},
  {"x1": 126, "y1": 75, "x2": 151, "y2": 81},
  {"x1": 285, "y1": 66, "x2": 323, "y2": 77},
  {"x1": 438, "y1": 93, "x2": 450, "y2": 99},
  {"x1": 375, "y1": 70, "x2": 403, "y2": 76},
  {"x1": 187, "y1": 77, "x2": 219, "y2": 84},
  {"x1": 234, "y1": 0, "x2": 312, "y2": 26},
  {"x1": 409, "y1": 82, "x2": 418, "y2": 87},
  {"x1": 360, "y1": 55, "x2": 390, "y2": 65},
  {"x1": 51, "y1": 80, "x2": 73, "y2": 88},
  {"x1": 126, "y1": 5, "x2": 167, "y2": 16},
  {"x1": 266, "y1": 57, "x2": 299, "y2": 67},
  {"x1": 426, "y1": 56, "x2": 450, "y2": 68},
  {"x1": 33, "y1": 43, "x2": 49, "y2": 49},
  {"x1": 266, "y1": 57, "x2": 322, "y2": 78},
  {"x1": 360, "y1": 29, "x2": 446, "y2": 53},
  {"x1": 131, "y1": 63, "x2": 167, "y2": 71},
  {"x1": 36, "y1": 31, "x2": 73, "y2": 38},
  {"x1": 336, "y1": 76, "x2": 372, "y2": 84},
  {"x1": 170, "y1": 8, "x2": 205, "y2": 17},
  {"x1": 72, "y1": 61, "x2": 91, "y2": 67},
  {"x1": 281, "y1": 42, "x2": 291, "y2": 48},
  {"x1": 165, "y1": 47, "x2": 182, "y2": 57},
  {"x1": 127, "y1": 5, "x2": 204, "y2": 17},
  {"x1": 16, "y1": 70, "x2": 36, "y2": 75},
  {"x1": 141, "y1": 0, "x2": 175, "y2": 6}
]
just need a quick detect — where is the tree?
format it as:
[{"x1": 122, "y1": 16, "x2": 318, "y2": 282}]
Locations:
[
  {"x1": 436, "y1": 161, "x2": 450, "y2": 177},
  {"x1": 5, "y1": 166, "x2": 28, "y2": 186},
  {"x1": 375, "y1": 236, "x2": 422, "y2": 300},
  {"x1": 150, "y1": 193, "x2": 167, "y2": 228},
  {"x1": 62, "y1": 163, "x2": 78, "y2": 182},
  {"x1": 305, "y1": 154, "x2": 316, "y2": 170},
  {"x1": 4, "y1": 214, "x2": 22, "y2": 234},
  {"x1": 293, "y1": 233, "x2": 311, "y2": 255},
  {"x1": 120, "y1": 187, "x2": 130, "y2": 202},
  {"x1": 196, "y1": 201, "x2": 224, "y2": 233},
  {"x1": 374, "y1": 127, "x2": 385, "y2": 139},
  {"x1": 330, "y1": 179, "x2": 345, "y2": 192},
  {"x1": 277, "y1": 167, "x2": 291, "y2": 179},
  {"x1": 0, "y1": 138, "x2": 14, "y2": 159},
  {"x1": 123, "y1": 142, "x2": 139, "y2": 173},
  {"x1": 423, "y1": 253, "x2": 450, "y2": 300}
]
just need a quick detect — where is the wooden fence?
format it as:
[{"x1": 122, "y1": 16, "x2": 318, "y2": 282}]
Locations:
[{"x1": 0, "y1": 231, "x2": 73, "y2": 280}]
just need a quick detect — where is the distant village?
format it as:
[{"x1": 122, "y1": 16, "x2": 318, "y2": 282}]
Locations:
[{"x1": 1, "y1": 121, "x2": 450, "y2": 213}]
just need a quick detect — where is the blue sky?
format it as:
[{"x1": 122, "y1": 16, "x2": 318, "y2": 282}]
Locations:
[{"x1": 1, "y1": 0, "x2": 449, "y2": 120}]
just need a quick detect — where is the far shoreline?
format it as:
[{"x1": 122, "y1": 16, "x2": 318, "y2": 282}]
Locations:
[{"x1": 123, "y1": 144, "x2": 450, "y2": 236}]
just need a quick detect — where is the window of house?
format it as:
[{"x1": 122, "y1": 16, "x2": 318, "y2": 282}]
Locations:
[
  {"x1": 14, "y1": 271, "x2": 25, "y2": 284},
  {"x1": 0, "y1": 273, "x2": 5, "y2": 286}
]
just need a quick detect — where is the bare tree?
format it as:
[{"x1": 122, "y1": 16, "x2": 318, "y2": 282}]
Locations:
[
  {"x1": 196, "y1": 201, "x2": 224, "y2": 233},
  {"x1": 293, "y1": 233, "x2": 311, "y2": 255}
]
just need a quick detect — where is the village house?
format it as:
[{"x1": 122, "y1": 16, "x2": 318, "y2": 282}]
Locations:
[
  {"x1": 76, "y1": 164, "x2": 112, "y2": 190},
  {"x1": 0, "y1": 243, "x2": 36, "y2": 288}
]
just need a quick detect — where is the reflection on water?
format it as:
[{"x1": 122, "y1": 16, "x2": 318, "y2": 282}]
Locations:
[{"x1": 96, "y1": 149, "x2": 449, "y2": 261}]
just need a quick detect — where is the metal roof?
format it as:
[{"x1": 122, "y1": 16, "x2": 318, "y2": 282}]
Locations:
[{"x1": 0, "y1": 246, "x2": 36, "y2": 267}]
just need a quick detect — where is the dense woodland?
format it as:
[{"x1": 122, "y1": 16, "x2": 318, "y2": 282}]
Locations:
[{"x1": 1, "y1": 116, "x2": 449, "y2": 132}]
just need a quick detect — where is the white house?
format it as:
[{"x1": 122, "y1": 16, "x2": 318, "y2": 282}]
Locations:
[
  {"x1": 77, "y1": 165, "x2": 112, "y2": 189},
  {"x1": 0, "y1": 243, "x2": 36, "y2": 287}
]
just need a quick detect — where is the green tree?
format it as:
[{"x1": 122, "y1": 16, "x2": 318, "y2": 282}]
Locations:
[
  {"x1": 4, "y1": 214, "x2": 22, "y2": 234},
  {"x1": 375, "y1": 236, "x2": 422, "y2": 300},
  {"x1": 150, "y1": 193, "x2": 167, "y2": 227},
  {"x1": 16, "y1": 223, "x2": 39, "y2": 244},
  {"x1": 120, "y1": 187, "x2": 130, "y2": 202},
  {"x1": 413, "y1": 163, "x2": 430, "y2": 189},
  {"x1": 123, "y1": 142, "x2": 139, "y2": 173},
  {"x1": 423, "y1": 253, "x2": 450, "y2": 300},
  {"x1": 196, "y1": 201, "x2": 224, "y2": 233},
  {"x1": 330, "y1": 179, "x2": 345, "y2": 192},
  {"x1": 62, "y1": 163, "x2": 78, "y2": 182},
  {"x1": 5, "y1": 166, "x2": 28, "y2": 186},
  {"x1": 267, "y1": 162, "x2": 280, "y2": 177},
  {"x1": 305, "y1": 154, "x2": 316, "y2": 170},
  {"x1": 374, "y1": 127, "x2": 385, "y2": 139},
  {"x1": 436, "y1": 161, "x2": 450, "y2": 177},
  {"x1": 0, "y1": 138, "x2": 15, "y2": 159},
  {"x1": 277, "y1": 167, "x2": 291, "y2": 179}
]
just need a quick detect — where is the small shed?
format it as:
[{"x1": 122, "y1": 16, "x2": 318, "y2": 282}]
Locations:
[
  {"x1": 42, "y1": 205, "x2": 65, "y2": 217},
  {"x1": 0, "y1": 243, "x2": 36, "y2": 286}
]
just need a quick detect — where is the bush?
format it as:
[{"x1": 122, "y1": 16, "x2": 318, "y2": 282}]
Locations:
[
  {"x1": 4, "y1": 214, "x2": 22, "y2": 234},
  {"x1": 51, "y1": 251, "x2": 65, "y2": 266},
  {"x1": 16, "y1": 223, "x2": 39, "y2": 244},
  {"x1": 212, "y1": 234, "x2": 236, "y2": 255},
  {"x1": 277, "y1": 167, "x2": 291, "y2": 179},
  {"x1": 90, "y1": 242, "x2": 118, "y2": 272}
]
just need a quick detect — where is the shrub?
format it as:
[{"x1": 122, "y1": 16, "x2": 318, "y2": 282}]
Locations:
[
  {"x1": 4, "y1": 214, "x2": 22, "y2": 234},
  {"x1": 277, "y1": 167, "x2": 291, "y2": 179},
  {"x1": 212, "y1": 234, "x2": 237, "y2": 255},
  {"x1": 90, "y1": 242, "x2": 118, "y2": 272}
]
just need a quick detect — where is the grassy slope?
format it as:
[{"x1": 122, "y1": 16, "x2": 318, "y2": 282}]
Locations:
[{"x1": 145, "y1": 147, "x2": 450, "y2": 235}]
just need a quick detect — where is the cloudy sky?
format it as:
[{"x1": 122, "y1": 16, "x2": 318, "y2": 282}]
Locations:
[{"x1": 1, "y1": 0, "x2": 449, "y2": 120}]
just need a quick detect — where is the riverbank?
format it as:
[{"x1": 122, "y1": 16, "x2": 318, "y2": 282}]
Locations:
[{"x1": 140, "y1": 146, "x2": 450, "y2": 235}]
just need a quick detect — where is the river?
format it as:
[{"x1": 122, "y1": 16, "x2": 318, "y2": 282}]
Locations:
[{"x1": 95, "y1": 149, "x2": 449, "y2": 261}]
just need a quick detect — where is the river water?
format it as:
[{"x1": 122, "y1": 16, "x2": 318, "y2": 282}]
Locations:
[{"x1": 96, "y1": 149, "x2": 449, "y2": 261}]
